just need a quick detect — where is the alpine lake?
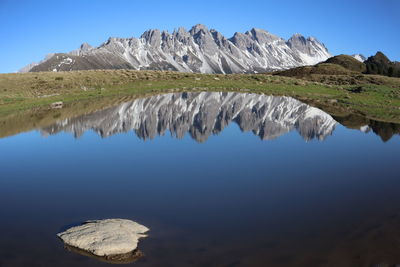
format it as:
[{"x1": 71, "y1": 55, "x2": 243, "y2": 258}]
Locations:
[{"x1": 1, "y1": 91, "x2": 400, "y2": 267}]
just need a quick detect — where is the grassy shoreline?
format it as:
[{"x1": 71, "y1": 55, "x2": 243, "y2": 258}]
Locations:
[{"x1": 0, "y1": 69, "x2": 399, "y2": 126}]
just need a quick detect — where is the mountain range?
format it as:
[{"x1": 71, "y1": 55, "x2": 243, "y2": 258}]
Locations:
[
  {"x1": 40, "y1": 92, "x2": 337, "y2": 142},
  {"x1": 21, "y1": 24, "x2": 332, "y2": 74}
]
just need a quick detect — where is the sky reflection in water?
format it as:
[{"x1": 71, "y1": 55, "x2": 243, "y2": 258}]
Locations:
[{"x1": 0, "y1": 92, "x2": 399, "y2": 266}]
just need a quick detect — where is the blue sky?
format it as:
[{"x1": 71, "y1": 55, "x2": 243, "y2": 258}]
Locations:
[{"x1": 0, "y1": 0, "x2": 399, "y2": 73}]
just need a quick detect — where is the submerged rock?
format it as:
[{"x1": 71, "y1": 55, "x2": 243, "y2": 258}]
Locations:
[
  {"x1": 57, "y1": 219, "x2": 149, "y2": 259},
  {"x1": 64, "y1": 244, "x2": 144, "y2": 264}
]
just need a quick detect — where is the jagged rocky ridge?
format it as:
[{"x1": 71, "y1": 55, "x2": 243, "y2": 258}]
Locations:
[
  {"x1": 41, "y1": 92, "x2": 337, "y2": 142},
  {"x1": 23, "y1": 24, "x2": 331, "y2": 73}
]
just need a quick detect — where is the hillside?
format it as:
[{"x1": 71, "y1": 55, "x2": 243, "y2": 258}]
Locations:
[
  {"x1": 324, "y1": 54, "x2": 366, "y2": 72},
  {"x1": 365, "y1": 52, "x2": 400, "y2": 77},
  {"x1": 273, "y1": 53, "x2": 400, "y2": 85}
]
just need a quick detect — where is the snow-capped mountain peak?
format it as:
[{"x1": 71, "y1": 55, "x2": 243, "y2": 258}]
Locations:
[{"x1": 21, "y1": 25, "x2": 332, "y2": 73}]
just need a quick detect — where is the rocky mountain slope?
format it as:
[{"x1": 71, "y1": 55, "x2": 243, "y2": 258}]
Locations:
[
  {"x1": 22, "y1": 24, "x2": 331, "y2": 74},
  {"x1": 41, "y1": 92, "x2": 337, "y2": 142}
]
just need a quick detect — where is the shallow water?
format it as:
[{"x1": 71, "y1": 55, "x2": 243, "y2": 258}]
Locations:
[{"x1": 1, "y1": 92, "x2": 400, "y2": 266}]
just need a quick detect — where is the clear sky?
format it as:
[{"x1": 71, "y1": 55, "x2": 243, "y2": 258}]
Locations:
[{"x1": 0, "y1": 0, "x2": 399, "y2": 73}]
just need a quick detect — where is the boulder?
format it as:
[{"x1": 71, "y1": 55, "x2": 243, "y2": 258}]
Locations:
[
  {"x1": 50, "y1": 101, "x2": 63, "y2": 109},
  {"x1": 57, "y1": 219, "x2": 149, "y2": 258}
]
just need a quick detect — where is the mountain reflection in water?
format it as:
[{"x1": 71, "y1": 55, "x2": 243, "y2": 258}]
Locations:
[{"x1": 41, "y1": 92, "x2": 338, "y2": 142}]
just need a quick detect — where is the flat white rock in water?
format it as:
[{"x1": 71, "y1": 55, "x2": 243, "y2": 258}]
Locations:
[{"x1": 57, "y1": 219, "x2": 149, "y2": 257}]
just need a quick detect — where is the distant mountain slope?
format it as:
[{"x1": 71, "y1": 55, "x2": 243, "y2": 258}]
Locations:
[
  {"x1": 18, "y1": 53, "x2": 55, "y2": 73},
  {"x1": 21, "y1": 24, "x2": 331, "y2": 74}
]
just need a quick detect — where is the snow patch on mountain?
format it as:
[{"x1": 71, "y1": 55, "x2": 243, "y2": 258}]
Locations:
[{"x1": 352, "y1": 54, "x2": 367, "y2": 62}]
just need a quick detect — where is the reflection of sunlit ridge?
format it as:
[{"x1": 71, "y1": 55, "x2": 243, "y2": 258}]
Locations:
[
  {"x1": 41, "y1": 92, "x2": 338, "y2": 142},
  {"x1": 360, "y1": 125, "x2": 371, "y2": 133}
]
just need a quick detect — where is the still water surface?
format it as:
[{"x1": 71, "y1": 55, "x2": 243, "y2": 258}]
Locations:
[{"x1": 1, "y1": 92, "x2": 400, "y2": 266}]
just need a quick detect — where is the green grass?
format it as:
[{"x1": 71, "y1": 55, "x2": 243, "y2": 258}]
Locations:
[{"x1": 0, "y1": 69, "x2": 399, "y2": 138}]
